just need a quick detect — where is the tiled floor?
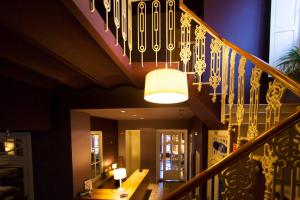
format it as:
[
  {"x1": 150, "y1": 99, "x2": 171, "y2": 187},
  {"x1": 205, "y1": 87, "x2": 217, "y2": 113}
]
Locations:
[{"x1": 147, "y1": 182, "x2": 185, "y2": 200}]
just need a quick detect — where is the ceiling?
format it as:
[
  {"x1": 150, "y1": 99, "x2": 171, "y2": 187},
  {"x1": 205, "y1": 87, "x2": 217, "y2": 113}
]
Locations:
[
  {"x1": 78, "y1": 107, "x2": 194, "y2": 120},
  {"x1": 0, "y1": 0, "x2": 134, "y2": 89},
  {"x1": 0, "y1": 0, "x2": 222, "y2": 129}
]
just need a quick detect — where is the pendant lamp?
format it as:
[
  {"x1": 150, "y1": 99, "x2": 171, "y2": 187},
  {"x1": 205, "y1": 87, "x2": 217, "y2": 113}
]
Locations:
[{"x1": 144, "y1": 68, "x2": 189, "y2": 104}]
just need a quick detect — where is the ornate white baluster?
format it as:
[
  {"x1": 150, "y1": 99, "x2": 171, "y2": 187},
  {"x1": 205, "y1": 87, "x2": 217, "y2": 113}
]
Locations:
[
  {"x1": 194, "y1": 25, "x2": 207, "y2": 92},
  {"x1": 209, "y1": 38, "x2": 222, "y2": 103},
  {"x1": 221, "y1": 45, "x2": 230, "y2": 124},
  {"x1": 228, "y1": 50, "x2": 236, "y2": 131},
  {"x1": 247, "y1": 66, "x2": 262, "y2": 140},
  {"x1": 128, "y1": 0, "x2": 132, "y2": 63},
  {"x1": 236, "y1": 56, "x2": 247, "y2": 146},
  {"x1": 152, "y1": 0, "x2": 161, "y2": 66},
  {"x1": 166, "y1": 0, "x2": 176, "y2": 66},
  {"x1": 103, "y1": 0, "x2": 111, "y2": 31},
  {"x1": 121, "y1": 0, "x2": 127, "y2": 56},
  {"x1": 114, "y1": 0, "x2": 120, "y2": 46},
  {"x1": 180, "y1": 13, "x2": 192, "y2": 72},
  {"x1": 137, "y1": 0, "x2": 147, "y2": 67}
]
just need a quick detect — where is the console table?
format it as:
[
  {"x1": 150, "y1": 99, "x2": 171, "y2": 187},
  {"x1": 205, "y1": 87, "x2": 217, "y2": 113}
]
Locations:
[{"x1": 81, "y1": 169, "x2": 149, "y2": 200}]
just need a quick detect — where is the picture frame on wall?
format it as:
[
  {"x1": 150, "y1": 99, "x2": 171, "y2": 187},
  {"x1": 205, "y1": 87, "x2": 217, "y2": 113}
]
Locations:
[{"x1": 207, "y1": 130, "x2": 230, "y2": 200}]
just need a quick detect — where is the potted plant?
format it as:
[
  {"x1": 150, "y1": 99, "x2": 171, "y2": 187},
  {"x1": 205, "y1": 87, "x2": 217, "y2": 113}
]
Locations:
[{"x1": 277, "y1": 46, "x2": 300, "y2": 81}]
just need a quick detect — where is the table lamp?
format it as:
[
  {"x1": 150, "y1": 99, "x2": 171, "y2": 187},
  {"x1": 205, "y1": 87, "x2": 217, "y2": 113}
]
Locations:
[{"x1": 114, "y1": 168, "x2": 126, "y2": 190}]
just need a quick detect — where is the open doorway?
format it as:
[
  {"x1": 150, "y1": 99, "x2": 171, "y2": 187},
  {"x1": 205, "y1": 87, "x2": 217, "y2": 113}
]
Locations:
[
  {"x1": 125, "y1": 130, "x2": 141, "y2": 176},
  {"x1": 158, "y1": 129, "x2": 188, "y2": 181}
]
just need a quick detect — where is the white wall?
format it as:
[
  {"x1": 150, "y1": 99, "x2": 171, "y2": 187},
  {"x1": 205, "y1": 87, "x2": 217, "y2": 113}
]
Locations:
[{"x1": 269, "y1": 0, "x2": 300, "y2": 66}]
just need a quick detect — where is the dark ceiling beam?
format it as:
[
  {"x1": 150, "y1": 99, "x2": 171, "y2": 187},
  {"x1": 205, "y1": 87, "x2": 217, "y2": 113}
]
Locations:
[
  {"x1": 56, "y1": 85, "x2": 189, "y2": 109},
  {"x1": 62, "y1": 0, "x2": 141, "y2": 88},
  {"x1": 0, "y1": 0, "x2": 130, "y2": 88},
  {"x1": 0, "y1": 29, "x2": 94, "y2": 89},
  {"x1": 0, "y1": 59, "x2": 61, "y2": 90}
]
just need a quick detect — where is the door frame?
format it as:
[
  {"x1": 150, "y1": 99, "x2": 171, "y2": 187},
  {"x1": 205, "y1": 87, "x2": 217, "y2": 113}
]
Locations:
[{"x1": 156, "y1": 129, "x2": 188, "y2": 181}]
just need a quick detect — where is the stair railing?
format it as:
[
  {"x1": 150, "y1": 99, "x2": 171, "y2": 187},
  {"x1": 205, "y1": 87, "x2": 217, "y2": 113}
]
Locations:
[
  {"x1": 163, "y1": 110, "x2": 300, "y2": 200},
  {"x1": 162, "y1": 0, "x2": 300, "y2": 199}
]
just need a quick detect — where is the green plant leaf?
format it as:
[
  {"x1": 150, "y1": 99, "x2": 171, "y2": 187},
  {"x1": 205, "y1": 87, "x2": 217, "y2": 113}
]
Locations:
[{"x1": 277, "y1": 46, "x2": 300, "y2": 81}]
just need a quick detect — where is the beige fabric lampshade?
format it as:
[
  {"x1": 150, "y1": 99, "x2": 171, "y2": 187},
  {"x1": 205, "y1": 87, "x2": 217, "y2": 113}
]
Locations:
[
  {"x1": 114, "y1": 168, "x2": 127, "y2": 180},
  {"x1": 144, "y1": 68, "x2": 189, "y2": 104}
]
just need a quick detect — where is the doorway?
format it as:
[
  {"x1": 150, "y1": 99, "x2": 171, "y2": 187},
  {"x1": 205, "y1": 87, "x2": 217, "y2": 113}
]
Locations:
[
  {"x1": 158, "y1": 129, "x2": 187, "y2": 181},
  {"x1": 125, "y1": 130, "x2": 141, "y2": 176}
]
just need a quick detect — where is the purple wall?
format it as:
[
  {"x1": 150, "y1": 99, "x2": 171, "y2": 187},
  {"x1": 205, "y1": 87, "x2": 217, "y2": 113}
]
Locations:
[
  {"x1": 0, "y1": 77, "x2": 51, "y2": 131},
  {"x1": 204, "y1": 0, "x2": 271, "y2": 61},
  {"x1": 204, "y1": 0, "x2": 271, "y2": 102},
  {"x1": 189, "y1": 116, "x2": 208, "y2": 200}
]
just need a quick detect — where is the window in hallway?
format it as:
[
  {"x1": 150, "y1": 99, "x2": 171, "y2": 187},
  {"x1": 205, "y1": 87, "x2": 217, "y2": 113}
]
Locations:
[
  {"x1": 0, "y1": 132, "x2": 34, "y2": 200},
  {"x1": 91, "y1": 131, "x2": 103, "y2": 178}
]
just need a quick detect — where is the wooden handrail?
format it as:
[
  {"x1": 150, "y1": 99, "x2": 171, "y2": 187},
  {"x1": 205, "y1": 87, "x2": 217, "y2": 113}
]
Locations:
[
  {"x1": 180, "y1": 0, "x2": 300, "y2": 97},
  {"x1": 163, "y1": 109, "x2": 300, "y2": 200}
]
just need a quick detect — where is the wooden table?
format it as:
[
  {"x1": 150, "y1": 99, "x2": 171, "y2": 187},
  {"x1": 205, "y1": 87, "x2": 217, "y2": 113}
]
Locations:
[{"x1": 81, "y1": 169, "x2": 149, "y2": 200}]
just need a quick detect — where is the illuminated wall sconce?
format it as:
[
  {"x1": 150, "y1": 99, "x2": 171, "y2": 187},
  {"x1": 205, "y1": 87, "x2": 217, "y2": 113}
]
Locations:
[
  {"x1": 112, "y1": 163, "x2": 117, "y2": 170},
  {"x1": 4, "y1": 140, "x2": 15, "y2": 155}
]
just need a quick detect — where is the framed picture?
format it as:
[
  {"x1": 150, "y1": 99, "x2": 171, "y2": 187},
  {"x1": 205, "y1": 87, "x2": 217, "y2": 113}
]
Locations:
[{"x1": 207, "y1": 130, "x2": 230, "y2": 200}]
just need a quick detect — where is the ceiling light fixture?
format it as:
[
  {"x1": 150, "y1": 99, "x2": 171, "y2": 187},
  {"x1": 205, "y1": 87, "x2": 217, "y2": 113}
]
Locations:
[
  {"x1": 144, "y1": 68, "x2": 188, "y2": 104},
  {"x1": 88, "y1": 0, "x2": 193, "y2": 104}
]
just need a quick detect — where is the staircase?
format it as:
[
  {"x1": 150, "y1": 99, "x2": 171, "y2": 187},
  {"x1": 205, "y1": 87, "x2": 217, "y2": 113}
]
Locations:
[{"x1": 163, "y1": 1, "x2": 300, "y2": 199}]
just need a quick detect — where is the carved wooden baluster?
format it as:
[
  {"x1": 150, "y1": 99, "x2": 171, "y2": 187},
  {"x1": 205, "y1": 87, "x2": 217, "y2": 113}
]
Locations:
[
  {"x1": 262, "y1": 79, "x2": 286, "y2": 200},
  {"x1": 121, "y1": 0, "x2": 127, "y2": 56},
  {"x1": 221, "y1": 45, "x2": 230, "y2": 124},
  {"x1": 228, "y1": 50, "x2": 236, "y2": 131},
  {"x1": 166, "y1": 0, "x2": 176, "y2": 66},
  {"x1": 138, "y1": 0, "x2": 147, "y2": 67},
  {"x1": 90, "y1": 0, "x2": 95, "y2": 12},
  {"x1": 128, "y1": 0, "x2": 132, "y2": 63},
  {"x1": 265, "y1": 79, "x2": 286, "y2": 130},
  {"x1": 247, "y1": 66, "x2": 262, "y2": 140},
  {"x1": 220, "y1": 158, "x2": 260, "y2": 200},
  {"x1": 209, "y1": 38, "x2": 222, "y2": 103},
  {"x1": 152, "y1": 0, "x2": 161, "y2": 66},
  {"x1": 114, "y1": 0, "x2": 120, "y2": 46},
  {"x1": 236, "y1": 56, "x2": 247, "y2": 146},
  {"x1": 194, "y1": 25, "x2": 207, "y2": 92},
  {"x1": 103, "y1": 0, "x2": 111, "y2": 31},
  {"x1": 180, "y1": 12, "x2": 192, "y2": 72},
  {"x1": 262, "y1": 123, "x2": 300, "y2": 200}
]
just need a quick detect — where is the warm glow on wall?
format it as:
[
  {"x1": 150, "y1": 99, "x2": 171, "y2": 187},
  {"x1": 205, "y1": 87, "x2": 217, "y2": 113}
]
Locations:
[{"x1": 144, "y1": 68, "x2": 189, "y2": 104}]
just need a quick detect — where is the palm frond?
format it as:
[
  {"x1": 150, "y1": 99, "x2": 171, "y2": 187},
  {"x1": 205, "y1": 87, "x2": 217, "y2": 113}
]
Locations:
[{"x1": 277, "y1": 46, "x2": 300, "y2": 81}]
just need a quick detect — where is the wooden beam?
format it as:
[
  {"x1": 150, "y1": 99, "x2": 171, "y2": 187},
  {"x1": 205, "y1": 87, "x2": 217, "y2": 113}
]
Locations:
[
  {"x1": 0, "y1": 0, "x2": 132, "y2": 88},
  {"x1": 0, "y1": 29, "x2": 94, "y2": 89},
  {"x1": 0, "y1": 59, "x2": 60, "y2": 90}
]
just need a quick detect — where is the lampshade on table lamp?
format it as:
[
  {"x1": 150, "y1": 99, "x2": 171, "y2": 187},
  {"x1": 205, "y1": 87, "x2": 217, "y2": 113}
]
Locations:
[{"x1": 114, "y1": 168, "x2": 126, "y2": 189}]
